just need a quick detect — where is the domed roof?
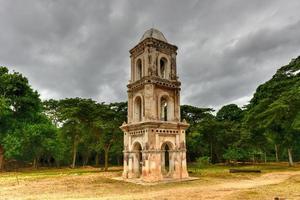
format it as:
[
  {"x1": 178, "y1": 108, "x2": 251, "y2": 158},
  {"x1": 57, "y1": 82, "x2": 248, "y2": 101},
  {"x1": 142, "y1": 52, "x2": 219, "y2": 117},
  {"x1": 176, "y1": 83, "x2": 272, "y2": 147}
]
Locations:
[{"x1": 140, "y1": 28, "x2": 167, "y2": 42}]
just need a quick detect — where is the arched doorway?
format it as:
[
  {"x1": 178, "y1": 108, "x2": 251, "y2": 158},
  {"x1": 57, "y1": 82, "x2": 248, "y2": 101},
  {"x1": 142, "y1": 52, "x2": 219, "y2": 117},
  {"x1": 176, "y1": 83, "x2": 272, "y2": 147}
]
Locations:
[
  {"x1": 132, "y1": 142, "x2": 142, "y2": 177},
  {"x1": 161, "y1": 142, "x2": 173, "y2": 176}
]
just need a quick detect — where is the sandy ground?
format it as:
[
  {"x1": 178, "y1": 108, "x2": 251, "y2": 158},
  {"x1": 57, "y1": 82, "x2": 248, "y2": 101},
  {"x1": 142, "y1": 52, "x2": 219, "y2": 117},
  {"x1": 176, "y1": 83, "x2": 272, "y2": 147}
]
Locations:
[
  {"x1": 108, "y1": 171, "x2": 300, "y2": 200},
  {"x1": 0, "y1": 169, "x2": 299, "y2": 200}
]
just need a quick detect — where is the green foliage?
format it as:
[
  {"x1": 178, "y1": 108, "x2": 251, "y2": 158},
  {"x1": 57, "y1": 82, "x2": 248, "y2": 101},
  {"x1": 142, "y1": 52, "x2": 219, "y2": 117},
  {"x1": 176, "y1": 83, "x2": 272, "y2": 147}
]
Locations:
[
  {"x1": 243, "y1": 56, "x2": 300, "y2": 165},
  {"x1": 43, "y1": 98, "x2": 126, "y2": 169},
  {"x1": 195, "y1": 156, "x2": 211, "y2": 167},
  {"x1": 223, "y1": 147, "x2": 248, "y2": 162},
  {"x1": 2, "y1": 131, "x2": 24, "y2": 159},
  {"x1": 216, "y1": 104, "x2": 243, "y2": 121}
]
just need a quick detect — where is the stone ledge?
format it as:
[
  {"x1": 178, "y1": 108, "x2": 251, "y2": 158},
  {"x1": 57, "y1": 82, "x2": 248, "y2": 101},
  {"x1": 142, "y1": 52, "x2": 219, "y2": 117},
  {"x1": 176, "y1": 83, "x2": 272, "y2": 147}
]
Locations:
[{"x1": 111, "y1": 176, "x2": 199, "y2": 185}]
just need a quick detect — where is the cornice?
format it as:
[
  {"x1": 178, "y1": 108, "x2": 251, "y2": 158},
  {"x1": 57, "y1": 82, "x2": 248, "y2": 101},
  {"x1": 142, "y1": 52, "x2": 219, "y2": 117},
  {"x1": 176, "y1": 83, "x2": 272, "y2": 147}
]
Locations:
[{"x1": 127, "y1": 76, "x2": 181, "y2": 92}]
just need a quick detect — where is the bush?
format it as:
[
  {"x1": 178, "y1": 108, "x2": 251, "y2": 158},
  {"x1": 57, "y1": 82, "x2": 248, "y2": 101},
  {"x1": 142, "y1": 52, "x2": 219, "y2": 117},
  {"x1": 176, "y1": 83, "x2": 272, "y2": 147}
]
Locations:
[
  {"x1": 196, "y1": 156, "x2": 211, "y2": 167},
  {"x1": 223, "y1": 147, "x2": 247, "y2": 164}
]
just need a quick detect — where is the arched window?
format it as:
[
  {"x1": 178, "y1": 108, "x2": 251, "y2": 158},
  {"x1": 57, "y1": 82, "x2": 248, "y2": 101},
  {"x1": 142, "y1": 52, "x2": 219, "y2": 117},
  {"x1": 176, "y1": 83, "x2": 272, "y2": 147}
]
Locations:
[
  {"x1": 160, "y1": 57, "x2": 168, "y2": 79},
  {"x1": 160, "y1": 97, "x2": 168, "y2": 121},
  {"x1": 136, "y1": 59, "x2": 142, "y2": 80},
  {"x1": 134, "y1": 96, "x2": 142, "y2": 122}
]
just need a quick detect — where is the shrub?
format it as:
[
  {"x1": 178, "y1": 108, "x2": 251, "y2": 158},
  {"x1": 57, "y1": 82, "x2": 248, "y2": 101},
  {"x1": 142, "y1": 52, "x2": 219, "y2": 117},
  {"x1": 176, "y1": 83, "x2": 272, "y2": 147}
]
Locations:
[{"x1": 196, "y1": 156, "x2": 211, "y2": 167}]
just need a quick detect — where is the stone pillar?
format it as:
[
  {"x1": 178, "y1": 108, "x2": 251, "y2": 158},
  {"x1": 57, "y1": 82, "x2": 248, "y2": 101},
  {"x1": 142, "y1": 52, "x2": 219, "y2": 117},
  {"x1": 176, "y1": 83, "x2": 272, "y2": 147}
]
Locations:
[
  {"x1": 144, "y1": 84, "x2": 154, "y2": 121},
  {"x1": 122, "y1": 151, "x2": 129, "y2": 178},
  {"x1": 181, "y1": 150, "x2": 189, "y2": 178},
  {"x1": 155, "y1": 133, "x2": 159, "y2": 149},
  {"x1": 142, "y1": 150, "x2": 163, "y2": 182},
  {"x1": 172, "y1": 150, "x2": 189, "y2": 179},
  {"x1": 142, "y1": 152, "x2": 150, "y2": 177},
  {"x1": 175, "y1": 134, "x2": 179, "y2": 147},
  {"x1": 127, "y1": 154, "x2": 134, "y2": 178},
  {"x1": 161, "y1": 150, "x2": 165, "y2": 174},
  {"x1": 133, "y1": 151, "x2": 140, "y2": 177},
  {"x1": 169, "y1": 150, "x2": 175, "y2": 175},
  {"x1": 128, "y1": 93, "x2": 133, "y2": 123}
]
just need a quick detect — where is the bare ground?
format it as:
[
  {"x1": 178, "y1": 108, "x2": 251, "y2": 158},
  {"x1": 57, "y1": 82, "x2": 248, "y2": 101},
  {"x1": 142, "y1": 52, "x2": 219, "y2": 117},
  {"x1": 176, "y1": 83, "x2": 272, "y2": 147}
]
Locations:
[{"x1": 0, "y1": 167, "x2": 300, "y2": 200}]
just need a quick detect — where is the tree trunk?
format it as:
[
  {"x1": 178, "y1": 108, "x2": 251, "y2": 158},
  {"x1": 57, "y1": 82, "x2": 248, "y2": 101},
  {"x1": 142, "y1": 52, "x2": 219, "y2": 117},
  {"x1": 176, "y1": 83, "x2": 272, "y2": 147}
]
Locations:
[
  {"x1": 264, "y1": 152, "x2": 267, "y2": 163},
  {"x1": 72, "y1": 139, "x2": 78, "y2": 168},
  {"x1": 117, "y1": 156, "x2": 120, "y2": 166},
  {"x1": 104, "y1": 149, "x2": 109, "y2": 171},
  {"x1": 55, "y1": 160, "x2": 60, "y2": 168},
  {"x1": 0, "y1": 145, "x2": 4, "y2": 171},
  {"x1": 83, "y1": 156, "x2": 89, "y2": 166},
  {"x1": 33, "y1": 157, "x2": 38, "y2": 169},
  {"x1": 95, "y1": 152, "x2": 99, "y2": 167},
  {"x1": 210, "y1": 141, "x2": 213, "y2": 163},
  {"x1": 47, "y1": 157, "x2": 52, "y2": 167},
  {"x1": 275, "y1": 144, "x2": 279, "y2": 162},
  {"x1": 287, "y1": 148, "x2": 294, "y2": 167},
  {"x1": 0, "y1": 155, "x2": 4, "y2": 171}
]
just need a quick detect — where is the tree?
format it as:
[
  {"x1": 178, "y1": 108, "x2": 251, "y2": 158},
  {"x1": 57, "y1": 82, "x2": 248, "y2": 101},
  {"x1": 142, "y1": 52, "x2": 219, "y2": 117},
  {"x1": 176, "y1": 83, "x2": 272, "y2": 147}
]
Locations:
[
  {"x1": 99, "y1": 102, "x2": 126, "y2": 171},
  {"x1": 181, "y1": 105, "x2": 214, "y2": 161},
  {"x1": 244, "y1": 57, "x2": 300, "y2": 165},
  {"x1": 257, "y1": 87, "x2": 300, "y2": 166},
  {"x1": 216, "y1": 104, "x2": 243, "y2": 121},
  {"x1": 56, "y1": 98, "x2": 98, "y2": 168},
  {"x1": 0, "y1": 66, "x2": 42, "y2": 169},
  {"x1": 0, "y1": 97, "x2": 10, "y2": 170},
  {"x1": 22, "y1": 118, "x2": 58, "y2": 168},
  {"x1": 223, "y1": 147, "x2": 247, "y2": 164}
]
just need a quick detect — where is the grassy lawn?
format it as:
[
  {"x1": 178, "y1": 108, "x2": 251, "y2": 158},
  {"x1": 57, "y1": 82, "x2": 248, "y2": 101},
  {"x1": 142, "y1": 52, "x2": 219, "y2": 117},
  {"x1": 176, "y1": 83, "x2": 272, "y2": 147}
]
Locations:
[{"x1": 0, "y1": 163, "x2": 299, "y2": 200}]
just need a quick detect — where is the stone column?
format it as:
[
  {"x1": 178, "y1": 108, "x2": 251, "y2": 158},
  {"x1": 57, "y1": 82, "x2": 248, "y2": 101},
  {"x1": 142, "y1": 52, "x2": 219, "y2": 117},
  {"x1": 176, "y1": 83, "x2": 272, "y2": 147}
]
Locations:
[
  {"x1": 127, "y1": 154, "x2": 134, "y2": 178},
  {"x1": 173, "y1": 150, "x2": 189, "y2": 179},
  {"x1": 173, "y1": 151, "x2": 180, "y2": 179},
  {"x1": 169, "y1": 150, "x2": 175, "y2": 175},
  {"x1": 122, "y1": 151, "x2": 129, "y2": 178},
  {"x1": 161, "y1": 150, "x2": 165, "y2": 174},
  {"x1": 133, "y1": 151, "x2": 140, "y2": 177},
  {"x1": 155, "y1": 133, "x2": 159, "y2": 149},
  {"x1": 181, "y1": 150, "x2": 189, "y2": 178},
  {"x1": 142, "y1": 151, "x2": 150, "y2": 177},
  {"x1": 175, "y1": 134, "x2": 179, "y2": 147},
  {"x1": 144, "y1": 84, "x2": 154, "y2": 121},
  {"x1": 142, "y1": 150, "x2": 163, "y2": 182}
]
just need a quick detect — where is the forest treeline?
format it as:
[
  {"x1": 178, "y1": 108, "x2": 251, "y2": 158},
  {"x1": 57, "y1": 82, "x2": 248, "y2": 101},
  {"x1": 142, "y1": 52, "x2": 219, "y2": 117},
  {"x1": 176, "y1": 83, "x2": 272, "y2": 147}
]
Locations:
[{"x1": 0, "y1": 57, "x2": 299, "y2": 170}]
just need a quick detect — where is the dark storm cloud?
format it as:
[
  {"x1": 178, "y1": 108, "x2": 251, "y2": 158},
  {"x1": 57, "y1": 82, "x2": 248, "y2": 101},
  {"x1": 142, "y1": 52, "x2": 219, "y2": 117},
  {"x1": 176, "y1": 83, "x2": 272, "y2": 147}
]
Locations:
[{"x1": 0, "y1": 0, "x2": 299, "y2": 109}]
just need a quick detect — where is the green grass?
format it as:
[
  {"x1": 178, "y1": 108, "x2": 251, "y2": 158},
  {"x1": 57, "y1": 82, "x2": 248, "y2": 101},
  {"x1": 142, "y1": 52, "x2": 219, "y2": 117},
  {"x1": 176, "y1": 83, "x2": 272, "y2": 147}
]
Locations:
[{"x1": 188, "y1": 162, "x2": 300, "y2": 179}]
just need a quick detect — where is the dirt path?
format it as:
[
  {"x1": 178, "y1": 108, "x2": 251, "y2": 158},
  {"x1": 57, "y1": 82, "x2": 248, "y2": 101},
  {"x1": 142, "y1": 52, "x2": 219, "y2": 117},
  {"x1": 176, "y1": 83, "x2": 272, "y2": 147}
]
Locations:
[
  {"x1": 106, "y1": 171, "x2": 300, "y2": 200},
  {"x1": 0, "y1": 170, "x2": 299, "y2": 200}
]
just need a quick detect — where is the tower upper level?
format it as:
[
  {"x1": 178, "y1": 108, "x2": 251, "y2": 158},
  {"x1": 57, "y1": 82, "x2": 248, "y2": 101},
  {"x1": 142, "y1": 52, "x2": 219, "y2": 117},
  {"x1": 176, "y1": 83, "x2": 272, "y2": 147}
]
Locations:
[{"x1": 128, "y1": 29, "x2": 180, "y2": 90}]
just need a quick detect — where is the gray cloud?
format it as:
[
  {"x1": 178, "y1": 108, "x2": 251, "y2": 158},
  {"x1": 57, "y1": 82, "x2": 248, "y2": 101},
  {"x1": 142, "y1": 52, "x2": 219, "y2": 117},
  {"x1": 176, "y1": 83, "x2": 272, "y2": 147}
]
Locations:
[{"x1": 0, "y1": 0, "x2": 300, "y2": 109}]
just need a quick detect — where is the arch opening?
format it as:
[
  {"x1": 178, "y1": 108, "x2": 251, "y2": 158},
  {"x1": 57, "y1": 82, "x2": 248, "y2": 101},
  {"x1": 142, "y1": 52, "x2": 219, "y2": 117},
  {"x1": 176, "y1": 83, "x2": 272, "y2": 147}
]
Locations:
[
  {"x1": 160, "y1": 96, "x2": 168, "y2": 121},
  {"x1": 136, "y1": 59, "x2": 142, "y2": 80},
  {"x1": 134, "y1": 96, "x2": 142, "y2": 122},
  {"x1": 161, "y1": 142, "x2": 173, "y2": 176},
  {"x1": 160, "y1": 57, "x2": 168, "y2": 79},
  {"x1": 132, "y1": 142, "x2": 142, "y2": 177}
]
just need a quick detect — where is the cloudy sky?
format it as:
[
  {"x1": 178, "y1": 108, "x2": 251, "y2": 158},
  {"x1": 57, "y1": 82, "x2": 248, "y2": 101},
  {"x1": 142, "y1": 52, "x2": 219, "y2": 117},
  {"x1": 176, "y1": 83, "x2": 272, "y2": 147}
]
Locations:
[{"x1": 1, "y1": 0, "x2": 300, "y2": 110}]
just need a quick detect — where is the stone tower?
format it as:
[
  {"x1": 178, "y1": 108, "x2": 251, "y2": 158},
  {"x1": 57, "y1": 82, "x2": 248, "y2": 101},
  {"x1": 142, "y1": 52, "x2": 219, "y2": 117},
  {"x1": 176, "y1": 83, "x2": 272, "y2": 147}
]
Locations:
[{"x1": 120, "y1": 28, "x2": 189, "y2": 182}]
